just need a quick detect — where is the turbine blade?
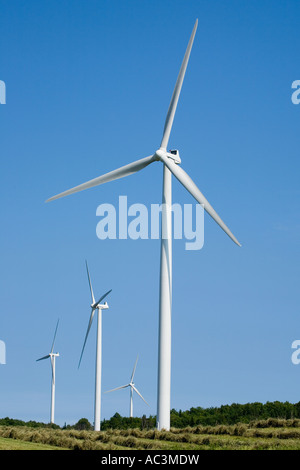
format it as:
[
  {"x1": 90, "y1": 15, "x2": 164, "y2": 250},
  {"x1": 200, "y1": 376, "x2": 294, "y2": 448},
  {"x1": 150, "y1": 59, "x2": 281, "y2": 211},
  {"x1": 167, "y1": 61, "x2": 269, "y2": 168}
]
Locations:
[
  {"x1": 93, "y1": 289, "x2": 112, "y2": 309},
  {"x1": 160, "y1": 19, "x2": 198, "y2": 150},
  {"x1": 86, "y1": 260, "x2": 95, "y2": 304},
  {"x1": 132, "y1": 385, "x2": 149, "y2": 406},
  {"x1": 50, "y1": 319, "x2": 59, "y2": 354},
  {"x1": 46, "y1": 155, "x2": 156, "y2": 202},
  {"x1": 78, "y1": 308, "x2": 96, "y2": 368},
  {"x1": 130, "y1": 354, "x2": 139, "y2": 383},
  {"x1": 36, "y1": 354, "x2": 50, "y2": 362},
  {"x1": 160, "y1": 155, "x2": 241, "y2": 247},
  {"x1": 104, "y1": 384, "x2": 130, "y2": 393}
]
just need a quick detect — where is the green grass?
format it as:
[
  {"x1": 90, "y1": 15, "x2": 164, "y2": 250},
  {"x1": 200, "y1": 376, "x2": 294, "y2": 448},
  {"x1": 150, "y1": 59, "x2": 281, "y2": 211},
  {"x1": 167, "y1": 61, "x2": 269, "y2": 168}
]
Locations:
[{"x1": 0, "y1": 436, "x2": 67, "y2": 450}]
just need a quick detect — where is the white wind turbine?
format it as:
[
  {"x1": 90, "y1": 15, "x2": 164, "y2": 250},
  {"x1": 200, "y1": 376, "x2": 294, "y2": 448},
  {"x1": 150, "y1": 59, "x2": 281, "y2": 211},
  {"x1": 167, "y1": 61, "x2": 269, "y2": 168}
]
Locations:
[
  {"x1": 78, "y1": 260, "x2": 112, "y2": 431},
  {"x1": 36, "y1": 319, "x2": 60, "y2": 424},
  {"x1": 47, "y1": 20, "x2": 241, "y2": 430},
  {"x1": 105, "y1": 355, "x2": 149, "y2": 418}
]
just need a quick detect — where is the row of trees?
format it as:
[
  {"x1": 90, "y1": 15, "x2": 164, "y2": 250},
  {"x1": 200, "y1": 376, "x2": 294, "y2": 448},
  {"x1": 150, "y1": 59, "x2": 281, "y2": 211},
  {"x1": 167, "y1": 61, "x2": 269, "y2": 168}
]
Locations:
[
  {"x1": 170, "y1": 401, "x2": 300, "y2": 428},
  {"x1": 101, "y1": 401, "x2": 300, "y2": 429},
  {"x1": 2, "y1": 401, "x2": 300, "y2": 430}
]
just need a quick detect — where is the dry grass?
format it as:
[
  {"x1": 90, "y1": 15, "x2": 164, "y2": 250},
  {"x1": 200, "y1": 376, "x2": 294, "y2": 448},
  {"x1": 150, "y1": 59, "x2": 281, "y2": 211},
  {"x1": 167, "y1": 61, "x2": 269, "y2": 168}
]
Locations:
[{"x1": 1, "y1": 418, "x2": 300, "y2": 450}]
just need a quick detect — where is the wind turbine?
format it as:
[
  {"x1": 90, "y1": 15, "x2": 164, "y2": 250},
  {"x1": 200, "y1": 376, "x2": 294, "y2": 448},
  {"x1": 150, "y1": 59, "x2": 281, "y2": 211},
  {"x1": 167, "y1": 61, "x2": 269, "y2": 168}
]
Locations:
[
  {"x1": 105, "y1": 355, "x2": 149, "y2": 418},
  {"x1": 36, "y1": 319, "x2": 60, "y2": 424},
  {"x1": 78, "y1": 260, "x2": 112, "y2": 431},
  {"x1": 47, "y1": 19, "x2": 241, "y2": 430}
]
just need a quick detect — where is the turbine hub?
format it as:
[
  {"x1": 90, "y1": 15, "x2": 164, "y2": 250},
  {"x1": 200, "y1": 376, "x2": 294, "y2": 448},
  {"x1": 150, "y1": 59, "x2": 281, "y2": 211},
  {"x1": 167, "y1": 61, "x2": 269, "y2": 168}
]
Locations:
[{"x1": 155, "y1": 148, "x2": 167, "y2": 160}]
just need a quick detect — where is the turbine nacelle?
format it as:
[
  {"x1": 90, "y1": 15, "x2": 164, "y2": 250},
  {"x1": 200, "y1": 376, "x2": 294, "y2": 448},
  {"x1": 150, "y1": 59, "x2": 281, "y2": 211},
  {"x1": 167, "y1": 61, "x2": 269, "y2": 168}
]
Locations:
[
  {"x1": 50, "y1": 352, "x2": 60, "y2": 358},
  {"x1": 168, "y1": 149, "x2": 181, "y2": 164},
  {"x1": 155, "y1": 148, "x2": 181, "y2": 164},
  {"x1": 91, "y1": 301, "x2": 109, "y2": 310},
  {"x1": 78, "y1": 262, "x2": 112, "y2": 370},
  {"x1": 98, "y1": 301, "x2": 109, "y2": 310}
]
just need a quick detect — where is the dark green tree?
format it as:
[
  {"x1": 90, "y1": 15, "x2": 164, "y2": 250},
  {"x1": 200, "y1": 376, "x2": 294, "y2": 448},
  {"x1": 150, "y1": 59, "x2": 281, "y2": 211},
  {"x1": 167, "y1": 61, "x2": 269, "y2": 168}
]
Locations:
[{"x1": 73, "y1": 418, "x2": 92, "y2": 431}]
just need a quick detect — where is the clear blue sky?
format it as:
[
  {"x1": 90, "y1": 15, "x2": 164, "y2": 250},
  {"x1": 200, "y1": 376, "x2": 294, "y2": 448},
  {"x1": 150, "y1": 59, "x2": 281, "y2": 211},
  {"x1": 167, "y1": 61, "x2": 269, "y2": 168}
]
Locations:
[{"x1": 0, "y1": 0, "x2": 300, "y2": 426}]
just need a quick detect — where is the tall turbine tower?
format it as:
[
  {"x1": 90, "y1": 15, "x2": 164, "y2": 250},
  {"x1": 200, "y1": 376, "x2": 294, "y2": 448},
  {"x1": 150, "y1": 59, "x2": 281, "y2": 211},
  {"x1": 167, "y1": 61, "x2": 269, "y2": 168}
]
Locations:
[
  {"x1": 78, "y1": 261, "x2": 112, "y2": 431},
  {"x1": 47, "y1": 20, "x2": 241, "y2": 430},
  {"x1": 36, "y1": 319, "x2": 60, "y2": 424},
  {"x1": 105, "y1": 355, "x2": 149, "y2": 417}
]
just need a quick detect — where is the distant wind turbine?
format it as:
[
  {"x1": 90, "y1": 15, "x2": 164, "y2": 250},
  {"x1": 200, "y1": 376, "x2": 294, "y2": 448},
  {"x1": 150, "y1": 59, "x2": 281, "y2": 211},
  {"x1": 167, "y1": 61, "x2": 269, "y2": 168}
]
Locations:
[
  {"x1": 78, "y1": 260, "x2": 112, "y2": 431},
  {"x1": 36, "y1": 319, "x2": 60, "y2": 424},
  {"x1": 105, "y1": 355, "x2": 149, "y2": 418},
  {"x1": 47, "y1": 19, "x2": 241, "y2": 431}
]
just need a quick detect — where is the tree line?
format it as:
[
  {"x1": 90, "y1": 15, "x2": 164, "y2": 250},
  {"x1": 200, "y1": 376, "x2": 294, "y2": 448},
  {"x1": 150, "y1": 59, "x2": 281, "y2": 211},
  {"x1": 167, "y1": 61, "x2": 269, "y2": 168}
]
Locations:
[{"x1": 2, "y1": 401, "x2": 300, "y2": 430}]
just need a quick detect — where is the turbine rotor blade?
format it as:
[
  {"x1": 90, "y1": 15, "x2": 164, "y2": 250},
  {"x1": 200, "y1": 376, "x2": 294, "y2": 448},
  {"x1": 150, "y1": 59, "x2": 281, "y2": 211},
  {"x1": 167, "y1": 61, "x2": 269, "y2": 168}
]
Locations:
[
  {"x1": 78, "y1": 308, "x2": 96, "y2": 368},
  {"x1": 105, "y1": 384, "x2": 130, "y2": 394},
  {"x1": 93, "y1": 289, "x2": 112, "y2": 309},
  {"x1": 160, "y1": 19, "x2": 198, "y2": 150},
  {"x1": 160, "y1": 155, "x2": 241, "y2": 247},
  {"x1": 50, "y1": 319, "x2": 59, "y2": 354},
  {"x1": 46, "y1": 155, "x2": 156, "y2": 202},
  {"x1": 130, "y1": 354, "x2": 139, "y2": 383},
  {"x1": 36, "y1": 354, "x2": 50, "y2": 362},
  {"x1": 86, "y1": 261, "x2": 95, "y2": 305},
  {"x1": 132, "y1": 385, "x2": 149, "y2": 406}
]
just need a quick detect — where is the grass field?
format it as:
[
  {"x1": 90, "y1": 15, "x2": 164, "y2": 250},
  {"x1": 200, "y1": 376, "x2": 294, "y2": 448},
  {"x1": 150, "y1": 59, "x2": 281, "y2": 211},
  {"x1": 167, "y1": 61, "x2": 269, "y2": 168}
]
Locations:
[
  {"x1": 0, "y1": 436, "x2": 67, "y2": 450},
  {"x1": 1, "y1": 419, "x2": 300, "y2": 450}
]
